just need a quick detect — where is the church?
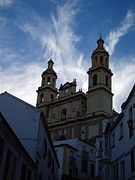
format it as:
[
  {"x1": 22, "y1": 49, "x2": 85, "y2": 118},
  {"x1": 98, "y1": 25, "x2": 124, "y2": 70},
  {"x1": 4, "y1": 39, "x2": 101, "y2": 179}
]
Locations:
[{"x1": 36, "y1": 37, "x2": 116, "y2": 141}]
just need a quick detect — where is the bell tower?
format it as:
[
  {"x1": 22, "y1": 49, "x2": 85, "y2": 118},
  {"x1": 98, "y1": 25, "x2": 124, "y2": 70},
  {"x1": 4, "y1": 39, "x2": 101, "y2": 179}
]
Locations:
[
  {"x1": 87, "y1": 37, "x2": 113, "y2": 116},
  {"x1": 36, "y1": 59, "x2": 58, "y2": 106}
]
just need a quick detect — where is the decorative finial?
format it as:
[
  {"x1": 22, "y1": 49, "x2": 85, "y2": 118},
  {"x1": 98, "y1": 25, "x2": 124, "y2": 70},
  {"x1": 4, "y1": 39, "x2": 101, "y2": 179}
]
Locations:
[
  {"x1": 99, "y1": 32, "x2": 102, "y2": 39},
  {"x1": 48, "y1": 58, "x2": 54, "y2": 69},
  {"x1": 97, "y1": 32, "x2": 104, "y2": 48}
]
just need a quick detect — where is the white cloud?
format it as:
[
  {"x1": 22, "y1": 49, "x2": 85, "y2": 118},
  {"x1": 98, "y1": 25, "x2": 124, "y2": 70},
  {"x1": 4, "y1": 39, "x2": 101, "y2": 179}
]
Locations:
[
  {"x1": 111, "y1": 57, "x2": 135, "y2": 112},
  {"x1": 106, "y1": 10, "x2": 135, "y2": 56},
  {"x1": 0, "y1": 1, "x2": 134, "y2": 114},
  {"x1": 0, "y1": 60, "x2": 43, "y2": 105},
  {"x1": 104, "y1": 9, "x2": 135, "y2": 112},
  {"x1": 18, "y1": 0, "x2": 88, "y2": 91},
  {"x1": 0, "y1": 0, "x2": 13, "y2": 7},
  {"x1": 19, "y1": 4, "x2": 135, "y2": 112}
]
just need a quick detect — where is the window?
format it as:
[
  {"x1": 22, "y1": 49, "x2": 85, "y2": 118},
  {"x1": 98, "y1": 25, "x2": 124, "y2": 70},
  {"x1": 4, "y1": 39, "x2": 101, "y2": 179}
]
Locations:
[
  {"x1": 120, "y1": 160, "x2": 125, "y2": 180},
  {"x1": 51, "y1": 159, "x2": 54, "y2": 174},
  {"x1": 94, "y1": 56, "x2": 97, "y2": 64},
  {"x1": 91, "y1": 164, "x2": 95, "y2": 177},
  {"x1": 47, "y1": 77, "x2": 51, "y2": 84},
  {"x1": 100, "y1": 56, "x2": 103, "y2": 64},
  {"x1": 40, "y1": 94, "x2": 44, "y2": 103},
  {"x1": 131, "y1": 150, "x2": 135, "y2": 173},
  {"x1": 42, "y1": 77, "x2": 45, "y2": 85},
  {"x1": 69, "y1": 168, "x2": 72, "y2": 177},
  {"x1": 113, "y1": 165, "x2": 115, "y2": 179},
  {"x1": 27, "y1": 169, "x2": 32, "y2": 180},
  {"x1": 3, "y1": 149, "x2": 13, "y2": 180},
  {"x1": 50, "y1": 94, "x2": 54, "y2": 101},
  {"x1": 115, "y1": 162, "x2": 119, "y2": 178},
  {"x1": 111, "y1": 133, "x2": 115, "y2": 148},
  {"x1": 105, "y1": 57, "x2": 108, "y2": 66},
  {"x1": 11, "y1": 157, "x2": 17, "y2": 180},
  {"x1": 81, "y1": 159, "x2": 88, "y2": 173},
  {"x1": 105, "y1": 75, "x2": 109, "y2": 87},
  {"x1": 43, "y1": 138, "x2": 47, "y2": 159},
  {"x1": 129, "y1": 106, "x2": 133, "y2": 120},
  {"x1": 0, "y1": 136, "x2": 5, "y2": 175},
  {"x1": 52, "y1": 78, "x2": 55, "y2": 86},
  {"x1": 20, "y1": 163, "x2": 27, "y2": 180},
  {"x1": 81, "y1": 127, "x2": 86, "y2": 139},
  {"x1": 119, "y1": 122, "x2": 123, "y2": 140},
  {"x1": 65, "y1": 89, "x2": 68, "y2": 94},
  {"x1": 93, "y1": 74, "x2": 97, "y2": 86},
  {"x1": 48, "y1": 150, "x2": 51, "y2": 168},
  {"x1": 113, "y1": 162, "x2": 119, "y2": 179},
  {"x1": 61, "y1": 109, "x2": 67, "y2": 120},
  {"x1": 129, "y1": 125, "x2": 133, "y2": 138}
]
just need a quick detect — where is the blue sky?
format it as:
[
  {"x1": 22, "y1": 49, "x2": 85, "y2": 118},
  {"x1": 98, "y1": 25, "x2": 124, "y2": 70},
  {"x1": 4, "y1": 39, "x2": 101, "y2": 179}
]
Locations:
[{"x1": 0, "y1": 0, "x2": 135, "y2": 112}]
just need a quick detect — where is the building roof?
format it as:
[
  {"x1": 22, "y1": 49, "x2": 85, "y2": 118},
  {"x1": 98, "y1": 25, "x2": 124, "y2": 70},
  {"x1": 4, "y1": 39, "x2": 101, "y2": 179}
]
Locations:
[
  {"x1": 0, "y1": 92, "x2": 60, "y2": 167},
  {"x1": 0, "y1": 91, "x2": 40, "y2": 160},
  {"x1": 92, "y1": 37, "x2": 109, "y2": 55}
]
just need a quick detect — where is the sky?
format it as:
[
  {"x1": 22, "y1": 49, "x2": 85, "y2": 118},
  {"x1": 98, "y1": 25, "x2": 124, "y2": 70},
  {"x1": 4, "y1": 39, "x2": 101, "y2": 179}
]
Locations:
[{"x1": 0, "y1": 0, "x2": 135, "y2": 112}]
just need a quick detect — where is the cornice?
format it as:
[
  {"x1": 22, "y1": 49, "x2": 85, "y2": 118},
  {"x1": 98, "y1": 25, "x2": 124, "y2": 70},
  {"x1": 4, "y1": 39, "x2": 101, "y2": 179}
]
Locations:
[
  {"x1": 48, "y1": 111, "x2": 110, "y2": 129},
  {"x1": 87, "y1": 85, "x2": 114, "y2": 96},
  {"x1": 87, "y1": 66, "x2": 113, "y2": 76}
]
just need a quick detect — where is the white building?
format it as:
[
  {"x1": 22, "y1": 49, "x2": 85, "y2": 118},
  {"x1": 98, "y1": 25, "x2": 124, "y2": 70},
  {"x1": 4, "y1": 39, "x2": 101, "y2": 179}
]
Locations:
[
  {"x1": 54, "y1": 138, "x2": 96, "y2": 180},
  {"x1": 0, "y1": 92, "x2": 59, "y2": 180},
  {"x1": 54, "y1": 143, "x2": 78, "y2": 180},
  {"x1": 0, "y1": 112, "x2": 37, "y2": 180},
  {"x1": 96, "y1": 84, "x2": 135, "y2": 180}
]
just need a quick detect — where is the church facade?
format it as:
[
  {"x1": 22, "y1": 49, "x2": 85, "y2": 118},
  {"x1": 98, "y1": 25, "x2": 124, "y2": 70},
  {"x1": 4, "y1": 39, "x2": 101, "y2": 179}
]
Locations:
[{"x1": 36, "y1": 37, "x2": 114, "y2": 141}]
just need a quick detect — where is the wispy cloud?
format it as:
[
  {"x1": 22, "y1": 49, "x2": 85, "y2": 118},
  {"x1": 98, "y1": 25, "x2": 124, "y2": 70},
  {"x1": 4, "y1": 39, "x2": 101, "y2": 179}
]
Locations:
[
  {"x1": 18, "y1": 0, "x2": 88, "y2": 91},
  {"x1": 105, "y1": 9, "x2": 135, "y2": 112},
  {"x1": 0, "y1": 0, "x2": 135, "y2": 113},
  {"x1": 0, "y1": 0, "x2": 13, "y2": 7},
  {"x1": 111, "y1": 57, "x2": 135, "y2": 112},
  {"x1": 106, "y1": 10, "x2": 135, "y2": 56},
  {"x1": 0, "y1": 64, "x2": 42, "y2": 105},
  {"x1": 0, "y1": 48, "x2": 43, "y2": 105}
]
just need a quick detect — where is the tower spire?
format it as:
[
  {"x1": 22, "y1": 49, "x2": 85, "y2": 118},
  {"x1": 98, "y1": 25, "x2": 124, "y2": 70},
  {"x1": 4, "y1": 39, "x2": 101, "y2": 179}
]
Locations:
[
  {"x1": 87, "y1": 37, "x2": 113, "y2": 116},
  {"x1": 36, "y1": 59, "x2": 58, "y2": 106}
]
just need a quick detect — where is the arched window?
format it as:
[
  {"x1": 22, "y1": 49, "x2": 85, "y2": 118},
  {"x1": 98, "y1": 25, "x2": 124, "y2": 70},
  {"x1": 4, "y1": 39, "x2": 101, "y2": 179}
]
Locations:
[
  {"x1": 47, "y1": 77, "x2": 51, "y2": 84},
  {"x1": 52, "y1": 78, "x2": 55, "y2": 86},
  {"x1": 105, "y1": 57, "x2": 108, "y2": 67},
  {"x1": 94, "y1": 56, "x2": 97, "y2": 64},
  {"x1": 61, "y1": 109, "x2": 67, "y2": 120},
  {"x1": 65, "y1": 89, "x2": 68, "y2": 94},
  {"x1": 105, "y1": 75, "x2": 109, "y2": 87},
  {"x1": 93, "y1": 74, "x2": 97, "y2": 86},
  {"x1": 40, "y1": 93, "x2": 44, "y2": 103},
  {"x1": 100, "y1": 56, "x2": 103, "y2": 64},
  {"x1": 50, "y1": 94, "x2": 54, "y2": 101},
  {"x1": 42, "y1": 77, "x2": 45, "y2": 86}
]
